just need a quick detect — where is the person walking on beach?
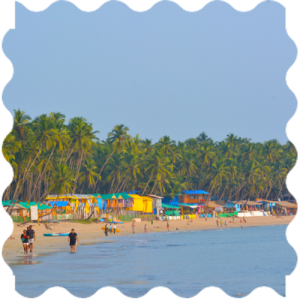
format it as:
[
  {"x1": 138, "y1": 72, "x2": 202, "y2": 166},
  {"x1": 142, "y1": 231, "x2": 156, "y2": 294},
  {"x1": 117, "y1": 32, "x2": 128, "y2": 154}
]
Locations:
[
  {"x1": 243, "y1": 216, "x2": 247, "y2": 223},
  {"x1": 26, "y1": 225, "x2": 35, "y2": 253},
  {"x1": 216, "y1": 219, "x2": 219, "y2": 227},
  {"x1": 167, "y1": 222, "x2": 170, "y2": 232},
  {"x1": 132, "y1": 222, "x2": 135, "y2": 234},
  {"x1": 144, "y1": 224, "x2": 147, "y2": 233},
  {"x1": 109, "y1": 223, "x2": 112, "y2": 233},
  {"x1": 113, "y1": 224, "x2": 116, "y2": 234},
  {"x1": 21, "y1": 230, "x2": 29, "y2": 254},
  {"x1": 220, "y1": 219, "x2": 223, "y2": 228},
  {"x1": 68, "y1": 229, "x2": 79, "y2": 253},
  {"x1": 225, "y1": 220, "x2": 227, "y2": 228},
  {"x1": 104, "y1": 224, "x2": 108, "y2": 236},
  {"x1": 232, "y1": 215, "x2": 235, "y2": 223}
]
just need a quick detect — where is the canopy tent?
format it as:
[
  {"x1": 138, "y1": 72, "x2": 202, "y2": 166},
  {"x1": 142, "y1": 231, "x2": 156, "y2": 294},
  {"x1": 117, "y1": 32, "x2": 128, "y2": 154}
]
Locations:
[
  {"x1": 178, "y1": 203, "x2": 201, "y2": 209},
  {"x1": 16, "y1": 202, "x2": 52, "y2": 210},
  {"x1": 183, "y1": 190, "x2": 209, "y2": 195},
  {"x1": 162, "y1": 203, "x2": 180, "y2": 209},
  {"x1": 2, "y1": 200, "x2": 18, "y2": 206}
]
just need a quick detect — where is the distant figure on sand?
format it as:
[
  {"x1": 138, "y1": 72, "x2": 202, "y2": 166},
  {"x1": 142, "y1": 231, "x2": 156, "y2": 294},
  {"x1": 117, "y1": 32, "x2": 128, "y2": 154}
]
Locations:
[
  {"x1": 113, "y1": 224, "x2": 116, "y2": 234},
  {"x1": 243, "y1": 217, "x2": 247, "y2": 223},
  {"x1": 232, "y1": 215, "x2": 235, "y2": 223},
  {"x1": 26, "y1": 225, "x2": 35, "y2": 253},
  {"x1": 216, "y1": 219, "x2": 219, "y2": 227},
  {"x1": 68, "y1": 229, "x2": 79, "y2": 253},
  {"x1": 144, "y1": 224, "x2": 147, "y2": 233},
  {"x1": 220, "y1": 219, "x2": 223, "y2": 227},
  {"x1": 104, "y1": 224, "x2": 108, "y2": 236},
  {"x1": 167, "y1": 222, "x2": 170, "y2": 232},
  {"x1": 225, "y1": 220, "x2": 227, "y2": 227},
  {"x1": 109, "y1": 223, "x2": 112, "y2": 232},
  {"x1": 21, "y1": 230, "x2": 29, "y2": 254},
  {"x1": 132, "y1": 222, "x2": 135, "y2": 234}
]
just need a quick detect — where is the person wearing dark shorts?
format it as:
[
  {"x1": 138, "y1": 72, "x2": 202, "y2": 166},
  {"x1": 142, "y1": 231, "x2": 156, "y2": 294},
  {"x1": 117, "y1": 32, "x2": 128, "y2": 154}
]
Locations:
[
  {"x1": 104, "y1": 224, "x2": 108, "y2": 236},
  {"x1": 26, "y1": 225, "x2": 35, "y2": 253},
  {"x1": 21, "y1": 230, "x2": 29, "y2": 254},
  {"x1": 68, "y1": 229, "x2": 79, "y2": 252}
]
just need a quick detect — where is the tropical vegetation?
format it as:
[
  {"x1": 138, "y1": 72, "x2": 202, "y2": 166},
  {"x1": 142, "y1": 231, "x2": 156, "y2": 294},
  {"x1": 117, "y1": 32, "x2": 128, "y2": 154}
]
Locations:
[{"x1": 2, "y1": 109, "x2": 296, "y2": 203}]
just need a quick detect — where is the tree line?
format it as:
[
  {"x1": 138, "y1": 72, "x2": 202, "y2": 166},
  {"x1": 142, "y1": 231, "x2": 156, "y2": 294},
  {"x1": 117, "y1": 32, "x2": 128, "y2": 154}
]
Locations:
[{"x1": 2, "y1": 109, "x2": 296, "y2": 203}]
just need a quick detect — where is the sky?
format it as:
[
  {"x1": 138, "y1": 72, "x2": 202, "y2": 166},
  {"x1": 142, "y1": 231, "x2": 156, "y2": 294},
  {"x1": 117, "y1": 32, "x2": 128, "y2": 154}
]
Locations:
[{"x1": 2, "y1": 1, "x2": 297, "y2": 144}]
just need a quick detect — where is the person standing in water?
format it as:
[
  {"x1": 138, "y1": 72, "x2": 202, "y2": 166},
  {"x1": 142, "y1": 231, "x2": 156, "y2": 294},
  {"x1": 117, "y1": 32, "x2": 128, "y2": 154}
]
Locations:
[
  {"x1": 132, "y1": 222, "x2": 135, "y2": 234},
  {"x1": 26, "y1": 225, "x2": 35, "y2": 253},
  {"x1": 68, "y1": 229, "x2": 79, "y2": 253},
  {"x1": 167, "y1": 222, "x2": 170, "y2": 232},
  {"x1": 104, "y1": 224, "x2": 108, "y2": 236},
  {"x1": 21, "y1": 230, "x2": 29, "y2": 254}
]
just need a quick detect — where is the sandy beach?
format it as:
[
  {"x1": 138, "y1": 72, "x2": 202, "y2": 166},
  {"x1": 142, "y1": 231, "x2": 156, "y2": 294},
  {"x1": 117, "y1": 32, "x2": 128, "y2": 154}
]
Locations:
[{"x1": 3, "y1": 215, "x2": 294, "y2": 265}]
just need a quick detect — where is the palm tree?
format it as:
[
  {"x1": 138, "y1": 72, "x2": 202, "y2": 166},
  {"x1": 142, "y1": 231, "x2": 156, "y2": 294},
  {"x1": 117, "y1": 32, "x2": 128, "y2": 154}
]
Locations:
[
  {"x1": 13, "y1": 109, "x2": 31, "y2": 142},
  {"x1": 49, "y1": 164, "x2": 76, "y2": 195},
  {"x1": 93, "y1": 124, "x2": 131, "y2": 192}
]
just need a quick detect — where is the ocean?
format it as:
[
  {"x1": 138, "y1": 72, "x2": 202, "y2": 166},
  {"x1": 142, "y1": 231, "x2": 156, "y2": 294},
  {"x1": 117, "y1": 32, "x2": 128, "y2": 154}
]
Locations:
[{"x1": 9, "y1": 225, "x2": 296, "y2": 298}]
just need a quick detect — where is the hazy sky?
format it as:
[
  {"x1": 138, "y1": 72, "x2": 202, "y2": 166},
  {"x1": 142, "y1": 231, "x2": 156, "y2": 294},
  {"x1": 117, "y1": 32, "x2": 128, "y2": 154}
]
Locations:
[{"x1": 2, "y1": 1, "x2": 297, "y2": 143}]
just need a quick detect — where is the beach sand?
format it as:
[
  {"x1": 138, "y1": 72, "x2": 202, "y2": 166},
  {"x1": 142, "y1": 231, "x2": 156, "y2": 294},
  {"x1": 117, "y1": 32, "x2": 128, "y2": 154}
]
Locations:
[{"x1": 2, "y1": 215, "x2": 294, "y2": 265}]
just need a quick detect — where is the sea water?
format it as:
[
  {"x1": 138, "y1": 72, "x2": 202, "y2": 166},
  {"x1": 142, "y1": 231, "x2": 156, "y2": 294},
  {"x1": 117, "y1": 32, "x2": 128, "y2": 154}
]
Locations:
[{"x1": 9, "y1": 225, "x2": 296, "y2": 298}]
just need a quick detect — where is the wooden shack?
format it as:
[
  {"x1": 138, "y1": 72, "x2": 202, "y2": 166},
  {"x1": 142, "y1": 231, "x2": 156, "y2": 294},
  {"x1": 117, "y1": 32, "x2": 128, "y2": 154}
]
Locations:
[{"x1": 178, "y1": 190, "x2": 210, "y2": 204}]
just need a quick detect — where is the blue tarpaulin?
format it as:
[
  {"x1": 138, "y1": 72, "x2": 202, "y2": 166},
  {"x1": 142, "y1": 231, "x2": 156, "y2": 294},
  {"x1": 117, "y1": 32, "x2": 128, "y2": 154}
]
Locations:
[
  {"x1": 183, "y1": 190, "x2": 209, "y2": 195},
  {"x1": 97, "y1": 198, "x2": 102, "y2": 209},
  {"x1": 50, "y1": 201, "x2": 69, "y2": 207}
]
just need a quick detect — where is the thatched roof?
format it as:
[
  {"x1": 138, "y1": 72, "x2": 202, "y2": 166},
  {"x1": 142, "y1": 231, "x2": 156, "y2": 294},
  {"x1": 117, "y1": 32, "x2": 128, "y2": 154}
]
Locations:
[
  {"x1": 275, "y1": 201, "x2": 297, "y2": 208},
  {"x1": 207, "y1": 201, "x2": 224, "y2": 208},
  {"x1": 228, "y1": 200, "x2": 262, "y2": 206}
]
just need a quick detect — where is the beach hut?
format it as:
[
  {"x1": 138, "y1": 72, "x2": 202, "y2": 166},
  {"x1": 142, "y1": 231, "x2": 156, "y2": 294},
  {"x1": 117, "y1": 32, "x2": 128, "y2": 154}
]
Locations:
[
  {"x1": 126, "y1": 194, "x2": 144, "y2": 215},
  {"x1": 1, "y1": 200, "x2": 52, "y2": 222},
  {"x1": 147, "y1": 194, "x2": 163, "y2": 216},
  {"x1": 161, "y1": 203, "x2": 181, "y2": 220},
  {"x1": 141, "y1": 196, "x2": 153, "y2": 214},
  {"x1": 225, "y1": 200, "x2": 262, "y2": 212},
  {"x1": 258, "y1": 199, "x2": 277, "y2": 214},
  {"x1": 275, "y1": 201, "x2": 297, "y2": 215},
  {"x1": 178, "y1": 190, "x2": 209, "y2": 204}
]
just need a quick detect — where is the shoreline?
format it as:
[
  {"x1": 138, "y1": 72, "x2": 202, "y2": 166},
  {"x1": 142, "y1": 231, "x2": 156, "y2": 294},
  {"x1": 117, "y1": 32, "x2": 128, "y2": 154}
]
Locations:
[{"x1": 3, "y1": 215, "x2": 294, "y2": 265}]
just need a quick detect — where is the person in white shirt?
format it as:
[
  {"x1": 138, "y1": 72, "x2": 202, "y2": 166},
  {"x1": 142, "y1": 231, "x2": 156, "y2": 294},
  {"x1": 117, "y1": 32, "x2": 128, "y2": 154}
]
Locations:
[{"x1": 113, "y1": 224, "x2": 116, "y2": 234}]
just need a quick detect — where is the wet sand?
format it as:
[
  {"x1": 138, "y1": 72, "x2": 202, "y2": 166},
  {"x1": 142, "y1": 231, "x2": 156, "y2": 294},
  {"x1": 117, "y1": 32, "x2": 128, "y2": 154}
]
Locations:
[{"x1": 2, "y1": 215, "x2": 294, "y2": 265}]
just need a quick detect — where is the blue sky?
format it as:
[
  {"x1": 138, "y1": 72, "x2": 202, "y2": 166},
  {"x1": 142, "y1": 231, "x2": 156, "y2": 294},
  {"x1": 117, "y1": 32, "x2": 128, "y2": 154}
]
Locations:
[{"x1": 2, "y1": 1, "x2": 297, "y2": 143}]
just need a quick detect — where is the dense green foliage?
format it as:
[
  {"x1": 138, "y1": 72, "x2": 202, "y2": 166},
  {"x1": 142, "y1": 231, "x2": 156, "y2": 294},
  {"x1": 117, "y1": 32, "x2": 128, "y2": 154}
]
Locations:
[{"x1": 2, "y1": 109, "x2": 296, "y2": 202}]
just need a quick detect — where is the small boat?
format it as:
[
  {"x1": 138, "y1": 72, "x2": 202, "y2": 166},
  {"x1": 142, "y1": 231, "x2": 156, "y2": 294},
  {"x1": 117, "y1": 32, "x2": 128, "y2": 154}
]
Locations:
[{"x1": 43, "y1": 233, "x2": 73, "y2": 237}]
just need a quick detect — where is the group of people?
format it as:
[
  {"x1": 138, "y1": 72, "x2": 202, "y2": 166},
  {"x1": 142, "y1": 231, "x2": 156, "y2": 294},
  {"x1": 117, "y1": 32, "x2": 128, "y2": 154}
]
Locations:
[
  {"x1": 20, "y1": 225, "x2": 35, "y2": 254},
  {"x1": 216, "y1": 218, "x2": 227, "y2": 228},
  {"x1": 104, "y1": 223, "x2": 117, "y2": 236}
]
